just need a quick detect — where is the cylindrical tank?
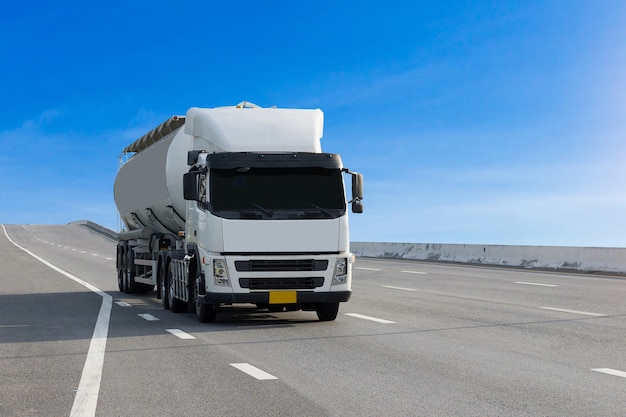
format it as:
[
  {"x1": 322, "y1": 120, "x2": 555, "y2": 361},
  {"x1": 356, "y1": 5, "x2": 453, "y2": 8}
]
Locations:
[{"x1": 114, "y1": 126, "x2": 192, "y2": 235}]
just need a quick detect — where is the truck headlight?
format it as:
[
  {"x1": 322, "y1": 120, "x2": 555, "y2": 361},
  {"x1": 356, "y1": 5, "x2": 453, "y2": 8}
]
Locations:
[
  {"x1": 332, "y1": 258, "x2": 348, "y2": 285},
  {"x1": 213, "y1": 259, "x2": 230, "y2": 286}
]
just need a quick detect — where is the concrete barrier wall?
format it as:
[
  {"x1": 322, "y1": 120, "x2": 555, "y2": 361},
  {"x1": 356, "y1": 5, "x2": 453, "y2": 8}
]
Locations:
[
  {"x1": 351, "y1": 242, "x2": 626, "y2": 275},
  {"x1": 75, "y1": 219, "x2": 626, "y2": 275},
  {"x1": 70, "y1": 220, "x2": 119, "y2": 241}
]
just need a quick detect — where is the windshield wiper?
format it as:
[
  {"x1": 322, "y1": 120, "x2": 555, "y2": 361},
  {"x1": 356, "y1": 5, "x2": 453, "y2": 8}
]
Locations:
[
  {"x1": 299, "y1": 203, "x2": 337, "y2": 218},
  {"x1": 231, "y1": 202, "x2": 273, "y2": 217},
  {"x1": 251, "y1": 203, "x2": 273, "y2": 217}
]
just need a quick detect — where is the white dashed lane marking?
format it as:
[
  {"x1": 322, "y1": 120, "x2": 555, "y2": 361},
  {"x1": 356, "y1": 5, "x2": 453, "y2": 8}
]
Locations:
[
  {"x1": 382, "y1": 285, "x2": 417, "y2": 292},
  {"x1": 345, "y1": 313, "x2": 396, "y2": 324},
  {"x1": 115, "y1": 301, "x2": 132, "y2": 307},
  {"x1": 36, "y1": 238, "x2": 113, "y2": 260},
  {"x1": 591, "y1": 368, "x2": 626, "y2": 379},
  {"x1": 138, "y1": 314, "x2": 159, "y2": 321},
  {"x1": 230, "y1": 363, "x2": 278, "y2": 380},
  {"x1": 540, "y1": 307, "x2": 606, "y2": 317},
  {"x1": 166, "y1": 329, "x2": 196, "y2": 340},
  {"x1": 516, "y1": 281, "x2": 558, "y2": 287}
]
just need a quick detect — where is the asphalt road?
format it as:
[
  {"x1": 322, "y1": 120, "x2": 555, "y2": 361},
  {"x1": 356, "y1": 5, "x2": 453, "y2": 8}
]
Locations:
[{"x1": 1, "y1": 224, "x2": 624, "y2": 416}]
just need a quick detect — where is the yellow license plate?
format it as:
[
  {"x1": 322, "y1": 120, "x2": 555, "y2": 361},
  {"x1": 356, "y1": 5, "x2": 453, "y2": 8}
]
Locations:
[{"x1": 269, "y1": 291, "x2": 297, "y2": 304}]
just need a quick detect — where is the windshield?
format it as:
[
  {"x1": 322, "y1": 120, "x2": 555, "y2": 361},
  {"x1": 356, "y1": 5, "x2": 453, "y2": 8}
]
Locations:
[{"x1": 210, "y1": 167, "x2": 346, "y2": 219}]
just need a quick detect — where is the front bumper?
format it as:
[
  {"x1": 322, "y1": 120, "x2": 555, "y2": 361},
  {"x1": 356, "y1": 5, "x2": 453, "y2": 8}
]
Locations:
[{"x1": 199, "y1": 290, "x2": 352, "y2": 305}]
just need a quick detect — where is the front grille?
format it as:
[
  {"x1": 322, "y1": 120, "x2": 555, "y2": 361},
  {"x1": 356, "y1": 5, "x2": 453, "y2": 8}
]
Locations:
[
  {"x1": 235, "y1": 259, "x2": 328, "y2": 272},
  {"x1": 239, "y1": 277, "x2": 324, "y2": 290}
]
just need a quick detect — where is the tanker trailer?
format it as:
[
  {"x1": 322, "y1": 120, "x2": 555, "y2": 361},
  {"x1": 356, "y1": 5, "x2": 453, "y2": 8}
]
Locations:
[{"x1": 114, "y1": 102, "x2": 363, "y2": 322}]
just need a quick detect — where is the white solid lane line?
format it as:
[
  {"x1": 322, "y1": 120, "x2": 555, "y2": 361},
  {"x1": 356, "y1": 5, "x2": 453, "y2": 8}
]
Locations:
[
  {"x1": 515, "y1": 281, "x2": 558, "y2": 287},
  {"x1": 2, "y1": 225, "x2": 111, "y2": 417},
  {"x1": 539, "y1": 307, "x2": 606, "y2": 317},
  {"x1": 230, "y1": 363, "x2": 278, "y2": 380},
  {"x1": 591, "y1": 368, "x2": 626, "y2": 379},
  {"x1": 71, "y1": 298, "x2": 112, "y2": 417},
  {"x1": 344, "y1": 313, "x2": 396, "y2": 324},
  {"x1": 166, "y1": 329, "x2": 196, "y2": 340},
  {"x1": 401, "y1": 270, "x2": 428, "y2": 275},
  {"x1": 356, "y1": 267, "x2": 382, "y2": 271},
  {"x1": 382, "y1": 285, "x2": 417, "y2": 292}
]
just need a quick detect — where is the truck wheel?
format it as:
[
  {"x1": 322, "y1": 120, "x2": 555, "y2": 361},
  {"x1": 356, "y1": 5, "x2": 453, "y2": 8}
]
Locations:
[
  {"x1": 168, "y1": 263, "x2": 185, "y2": 313},
  {"x1": 122, "y1": 263, "x2": 132, "y2": 294},
  {"x1": 316, "y1": 302, "x2": 339, "y2": 321},
  {"x1": 117, "y1": 245, "x2": 125, "y2": 292},
  {"x1": 196, "y1": 300, "x2": 218, "y2": 323},
  {"x1": 124, "y1": 252, "x2": 136, "y2": 294},
  {"x1": 160, "y1": 279, "x2": 170, "y2": 310},
  {"x1": 117, "y1": 268, "x2": 124, "y2": 292},
  {"x1": 160, "y1": 260, "x2": 170, "y2": 309},
  {"x1": 124, "y1": 271, "x2": 136, "y2": 294},
  {"x1": 192, "y1": 275, "x2": 216, "y2": 322}
]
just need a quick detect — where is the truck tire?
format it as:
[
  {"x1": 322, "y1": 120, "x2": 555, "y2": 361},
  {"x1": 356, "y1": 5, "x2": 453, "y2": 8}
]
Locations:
[
  {"x1": 316, "y1": 302, "x2": 339, "y2": 321},
  {"x1": 196, "y1": 300, "x2": 218, "y2": 323},
  {"x1": 160, "y1": 258, "x2": 169, "y2": 309},
  {"x1": 124, "y1": 251, "x2": 136, "y2": 294},
  {"x1": 117, "y1": 245, "x2": 125, "y2": 292},
  {"x1": 117, "y1": 268, "x2": 124, "y2": 292},
  {"x1": 192, "y1": 277, "x2": 217, "y2": 323},
  {"x1": 161, "y1": 279, "x2": 170, "y2": 309},
  {"x1": 123, "y1": 270, "x2": 135, "y2": 294},
  {"x1": 168, "y1": 262, "x2": 185, "y2": 313},
  {"x1": 124, "y1": 274, "x2": 136, "y2": 294}
]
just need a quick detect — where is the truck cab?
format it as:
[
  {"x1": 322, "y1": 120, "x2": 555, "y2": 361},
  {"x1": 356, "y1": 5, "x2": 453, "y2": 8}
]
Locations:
[{"x1": 183, "y1": 150, "x2": 363, "y2": 321}]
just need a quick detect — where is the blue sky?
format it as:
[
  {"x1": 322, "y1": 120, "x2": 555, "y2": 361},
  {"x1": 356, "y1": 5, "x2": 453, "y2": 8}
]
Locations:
[{"x1": 1, "y1": 1, "x2": 625, "y2": 246}]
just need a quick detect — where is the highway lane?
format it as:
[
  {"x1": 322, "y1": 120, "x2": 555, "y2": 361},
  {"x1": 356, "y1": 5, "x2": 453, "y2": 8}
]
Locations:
[
  {"x1": 1, "y1": 224, "x2": 624, "y2": 416},
  {"x1": 0, "y1": 225, "x2": 105, "y2": 416}
]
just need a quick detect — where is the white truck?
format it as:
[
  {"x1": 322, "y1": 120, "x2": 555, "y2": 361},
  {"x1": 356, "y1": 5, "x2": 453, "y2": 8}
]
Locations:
[{"x1": 114, "y1": 102, "x2": 363, "y2": 322}]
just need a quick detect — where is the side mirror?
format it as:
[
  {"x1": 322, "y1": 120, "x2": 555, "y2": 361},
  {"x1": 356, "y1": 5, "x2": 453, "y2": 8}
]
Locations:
[
  {"x1": 345, "y1": 170, "x2": 363, "y2": 213},
  {"x1": 352, "y1": 172, "x2": 363, "y2": 201},
  {"x1": 183, "y1": 172, "x2": 199, "y2": 201}
]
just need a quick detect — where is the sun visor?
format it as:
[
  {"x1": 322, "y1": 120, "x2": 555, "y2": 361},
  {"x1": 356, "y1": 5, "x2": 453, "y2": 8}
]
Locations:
[{"x1": 185, "y1": 107, "x2": 323, "y2": 153}]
